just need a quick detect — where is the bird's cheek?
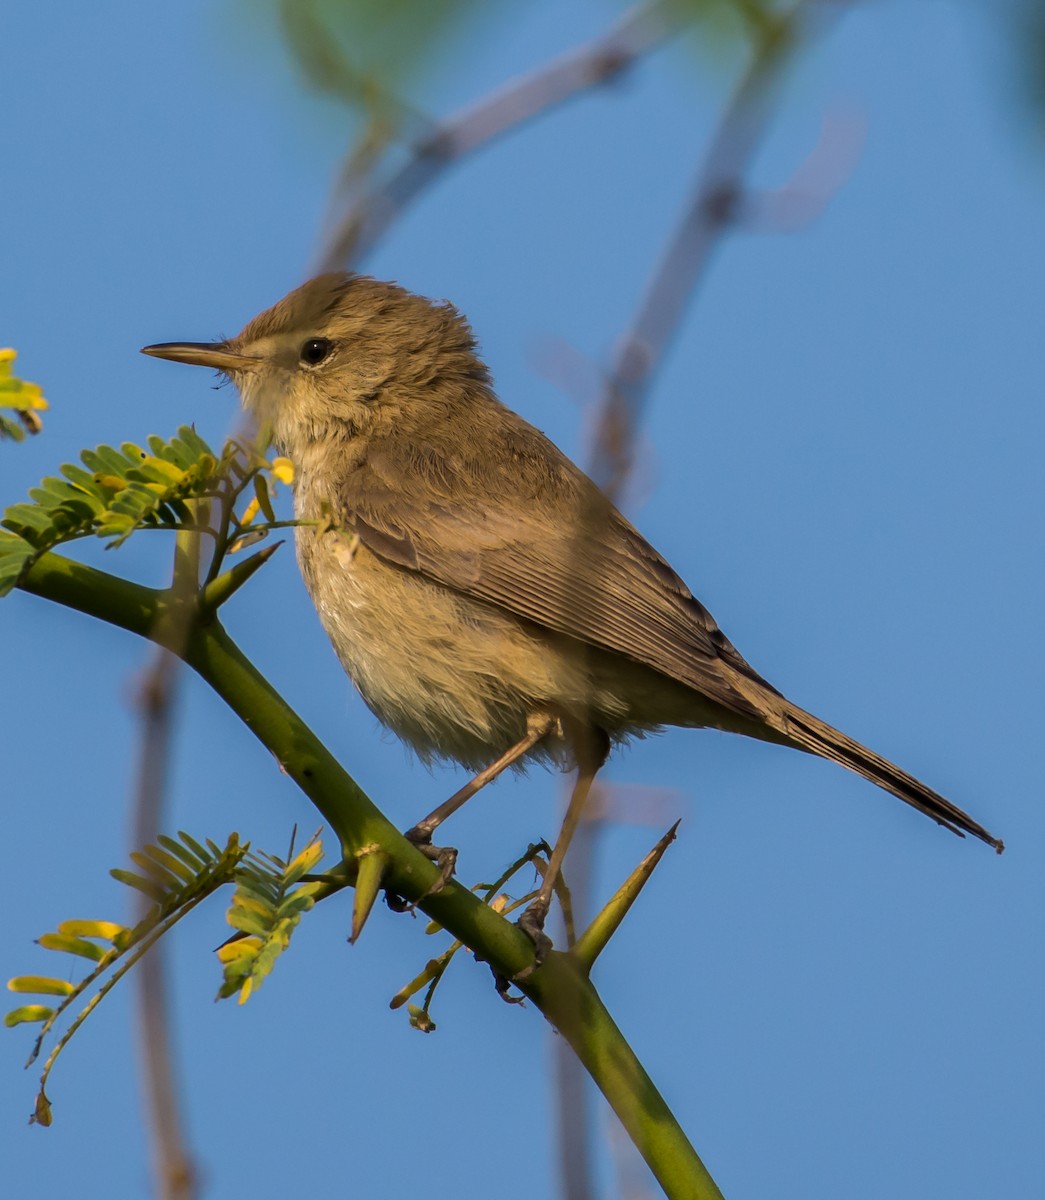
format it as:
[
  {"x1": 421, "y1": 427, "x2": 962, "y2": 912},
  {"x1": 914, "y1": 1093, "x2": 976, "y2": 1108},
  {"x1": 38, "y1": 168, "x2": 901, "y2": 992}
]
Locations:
[{"x1": 236, "y1": 371, "x2": 276, "y2": 419}]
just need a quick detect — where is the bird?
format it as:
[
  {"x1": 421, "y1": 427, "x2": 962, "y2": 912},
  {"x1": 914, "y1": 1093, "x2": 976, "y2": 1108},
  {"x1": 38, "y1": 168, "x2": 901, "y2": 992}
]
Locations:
[{"x1": 142, "y1": 273, "x2": 1003, "y2": 947}]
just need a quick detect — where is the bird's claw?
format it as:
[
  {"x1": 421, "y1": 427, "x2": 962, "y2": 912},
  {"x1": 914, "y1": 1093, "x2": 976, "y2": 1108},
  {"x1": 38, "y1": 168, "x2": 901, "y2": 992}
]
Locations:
[
  {"x1": 493, "y1": 969, "x2": 527, "y2": 1004},
  {"x1": 403, "y1": 826, "x2": 458, "y2": 904},
  {"x1": 513, "y1": 899, "x2": 552, "y2": 979}
]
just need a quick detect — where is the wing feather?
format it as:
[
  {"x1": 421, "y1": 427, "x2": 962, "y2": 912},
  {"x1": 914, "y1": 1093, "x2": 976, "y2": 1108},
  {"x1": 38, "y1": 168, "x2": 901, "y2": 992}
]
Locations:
[{"x1": 339, "y1": 405, "x2": 776, "y2": 723}]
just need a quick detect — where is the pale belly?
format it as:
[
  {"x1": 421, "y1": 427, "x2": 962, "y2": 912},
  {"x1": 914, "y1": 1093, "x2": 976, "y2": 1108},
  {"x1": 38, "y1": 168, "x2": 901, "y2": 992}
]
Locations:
[{"x1": 294, "y1": 523, "x2": 721, "y2": 771}]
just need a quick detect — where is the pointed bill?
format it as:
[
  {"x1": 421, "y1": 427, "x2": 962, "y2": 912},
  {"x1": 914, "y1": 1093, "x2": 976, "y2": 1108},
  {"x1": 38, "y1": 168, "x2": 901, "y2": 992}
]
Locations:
[{"x1": 140, "y1": 341, "x2": 259, "y2": 371}]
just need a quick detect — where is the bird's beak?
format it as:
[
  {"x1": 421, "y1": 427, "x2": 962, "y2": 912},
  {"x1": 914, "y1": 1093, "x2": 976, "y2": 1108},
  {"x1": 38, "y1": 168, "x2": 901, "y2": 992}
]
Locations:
[{"x1": 140, "y1": 341, "x2": 259, "y2": 371}]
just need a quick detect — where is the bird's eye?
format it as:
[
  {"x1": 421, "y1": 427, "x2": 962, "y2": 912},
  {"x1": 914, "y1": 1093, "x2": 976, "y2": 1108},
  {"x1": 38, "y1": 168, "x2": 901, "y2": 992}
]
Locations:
[{"x1": 299, "y1": 337, "x2": 333, "y2": 366}]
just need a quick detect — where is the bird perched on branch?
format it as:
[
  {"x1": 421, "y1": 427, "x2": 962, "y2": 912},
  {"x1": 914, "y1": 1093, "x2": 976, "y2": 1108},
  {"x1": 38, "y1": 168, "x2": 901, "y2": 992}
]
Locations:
[{"x1": 143, "y1": 273, "x2": 1003, "y2": 951}]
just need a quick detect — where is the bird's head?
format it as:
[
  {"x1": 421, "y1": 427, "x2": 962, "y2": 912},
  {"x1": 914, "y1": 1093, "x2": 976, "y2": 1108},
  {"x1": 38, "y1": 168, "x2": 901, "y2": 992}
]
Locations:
[{"x1": 142, "y1": 273, "x2": 490, "y2": 463}]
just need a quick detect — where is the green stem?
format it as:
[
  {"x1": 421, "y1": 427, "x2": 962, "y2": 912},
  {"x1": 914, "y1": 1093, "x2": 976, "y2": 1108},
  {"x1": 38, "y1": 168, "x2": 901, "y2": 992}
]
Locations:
[
  {"x1": 528, "y1": 957, "x2": 723, "y2": 1199},
  {"x1": 18, "y1": 550, "x2": 723, "y2": 1200}
]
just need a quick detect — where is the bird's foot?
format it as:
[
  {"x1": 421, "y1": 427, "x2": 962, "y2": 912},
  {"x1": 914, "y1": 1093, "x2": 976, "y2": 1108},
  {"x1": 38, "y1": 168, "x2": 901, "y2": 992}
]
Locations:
[
  {"x1": 404, "y1": 824, "x2": 458, "y2": 899},
  {"x1": 492, "y1": 968, "x2": 527, "y2": 1005},
  {"x1": 513, "y1": 898, "x2": 552, "y2": 979}
]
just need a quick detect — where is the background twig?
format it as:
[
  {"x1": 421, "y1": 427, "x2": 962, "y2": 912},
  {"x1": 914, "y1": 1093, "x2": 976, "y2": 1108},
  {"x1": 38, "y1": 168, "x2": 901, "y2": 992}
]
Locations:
[
  {"x1": 131, "y1": 529, "x2": 203, "y2": 1200},
  {"x1": 557, "y1": 5, "x2": 853, "y2": 1193},
  {"x1": 317, "y1": 0, "x2": 685, "y2": 271}
]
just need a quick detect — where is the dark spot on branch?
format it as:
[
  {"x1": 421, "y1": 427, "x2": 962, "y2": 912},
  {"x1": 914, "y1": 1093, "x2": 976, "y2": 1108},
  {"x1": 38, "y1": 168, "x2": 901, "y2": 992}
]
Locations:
[
  {"x1": 703, "y1": 183, "x2": 742, "y2": 226},
  {"x1": 589, "y1": 46, "x2": 631, "y2": 83}
]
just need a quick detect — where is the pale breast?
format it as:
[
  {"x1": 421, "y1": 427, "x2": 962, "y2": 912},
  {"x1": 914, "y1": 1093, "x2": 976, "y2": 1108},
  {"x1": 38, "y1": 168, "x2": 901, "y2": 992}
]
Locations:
[{"x1": 296, "y1": 521, "x2": 567, "y2": 768}]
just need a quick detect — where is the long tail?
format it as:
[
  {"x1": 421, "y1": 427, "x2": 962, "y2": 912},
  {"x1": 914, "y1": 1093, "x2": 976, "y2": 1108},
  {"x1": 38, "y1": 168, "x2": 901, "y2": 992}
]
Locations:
[{"x1": 777, "y1": 702, "x2": 1004, "y2": 853}]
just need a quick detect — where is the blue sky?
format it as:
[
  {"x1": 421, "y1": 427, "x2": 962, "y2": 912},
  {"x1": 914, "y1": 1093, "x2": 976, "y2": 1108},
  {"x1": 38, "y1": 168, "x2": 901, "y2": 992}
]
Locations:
[{"x1": 3, "y1": 4, "x2": 1042, "y2": 1198}]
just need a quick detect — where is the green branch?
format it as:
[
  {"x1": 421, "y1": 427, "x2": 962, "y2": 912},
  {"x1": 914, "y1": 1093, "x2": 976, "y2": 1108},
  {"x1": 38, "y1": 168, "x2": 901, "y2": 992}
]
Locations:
[{"x1": 18, "y1": 549, "x2": 723, "y2": 1200}]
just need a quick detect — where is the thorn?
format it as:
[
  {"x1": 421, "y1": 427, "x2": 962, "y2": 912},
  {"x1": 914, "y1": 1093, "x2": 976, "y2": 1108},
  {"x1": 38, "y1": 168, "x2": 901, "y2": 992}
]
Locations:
[
  {"x1": 198, "y1": 541, "x2": 283, "y2": 614},
  {"x1": 571, "y1": 820, "x2": 680, "y2": 974},
  {"x1": 350, "y1": 845, "x2": 390, "y2": 944}
]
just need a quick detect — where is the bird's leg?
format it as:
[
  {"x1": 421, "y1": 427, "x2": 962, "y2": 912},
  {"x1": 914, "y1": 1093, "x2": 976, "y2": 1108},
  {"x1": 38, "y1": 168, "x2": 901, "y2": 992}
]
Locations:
[
  {"x1": 405, "y1": 711, "x2": 558, "y2": 893},
  {"x1": 517, "y1": 727, "x2": 610, "y2": 968}
]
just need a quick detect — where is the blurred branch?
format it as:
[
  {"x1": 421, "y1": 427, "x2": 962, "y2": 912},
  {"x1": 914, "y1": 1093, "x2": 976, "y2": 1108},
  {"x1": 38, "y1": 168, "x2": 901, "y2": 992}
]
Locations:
[
  {"x1": 317, "y1": 0, "x2": 687, "y2": 270},
  {"x1": 592, "y1": 1, "x2": 845, "y2": 495},
  {"x1": 557, "y1": 4, "x2": 853, "y2": 1195},
  {"x1": 132, "y1": 528, "x2": 202, "y2": 1200},
  {"x1": 741, "y1": 105, "x2": 866, "y2": 232},
  {"x1": 132, "y1": 650, "x2": 195, "y2": 1200},
  {"x1": 279, "y1": 0, "x2": 436, "y2": 142}
]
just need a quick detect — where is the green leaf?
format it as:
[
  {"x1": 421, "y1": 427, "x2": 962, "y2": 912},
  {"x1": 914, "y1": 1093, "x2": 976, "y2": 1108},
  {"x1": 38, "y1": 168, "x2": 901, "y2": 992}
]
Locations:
[
  {"x1": 0, "y1": 532, "x2": 36, "y2": 598},
  {"x1": 57, "y1": 920, "x2": 128, "y2": 944},
  {"x1": 155, "y1": 834, "x2": 208, "y2": 872},
  {"x1": 0, "y1": 413, "x2": 28, "y2": 441},
  {"x1": 285, "y1": 839, "x2": 324, "y2": 886},
  {"x1": 0, "y1": 349, "x2": 48, "y2": 439},
  {"x1": 36, "y1": 934, "x2": 106, "y2": 962},
  {"x1": 0, "y1": 427, "x2": 228, "y2": 586},
  {"x1": 8, "y1": 976, "x2": 75, "y2": 997},
  {"x1": 216, "y1": 833, "x2": 325, "y2": 1003},
  {"x1": 226, "y1": 900, "x2": 275, "y2": 938},
  {"x1": 109, "y1": 868, "x2": 169, "y2": 903},
  {"x1": 4, "y1": 1005, "x2": 54, "y2": 1028},
  {"x1": 6, "y1": 832, "x2": 248, "y2": 1116},
  {"x1": 253, "y1": 473, "x2": 276, "y2": 523},
  {"x1": 177, "y1": 830, "x2": 213, "y2": 863}
]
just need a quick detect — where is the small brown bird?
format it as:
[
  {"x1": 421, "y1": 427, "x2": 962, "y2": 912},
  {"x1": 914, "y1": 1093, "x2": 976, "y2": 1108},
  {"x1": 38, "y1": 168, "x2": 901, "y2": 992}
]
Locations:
[{"x1": 143, "y1": 274, "x2": 1003, "y2": 943}]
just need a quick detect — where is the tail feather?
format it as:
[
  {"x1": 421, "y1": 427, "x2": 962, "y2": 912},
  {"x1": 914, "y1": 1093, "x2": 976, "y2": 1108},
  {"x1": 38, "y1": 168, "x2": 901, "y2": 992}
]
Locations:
[{"x1": 779, "y1": 703, "x2": 1004, "y2": 853}]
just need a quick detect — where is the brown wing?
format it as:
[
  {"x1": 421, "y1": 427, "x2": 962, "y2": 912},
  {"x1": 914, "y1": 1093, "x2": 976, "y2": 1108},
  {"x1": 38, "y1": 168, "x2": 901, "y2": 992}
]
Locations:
[{"x1": 340, "y1": 404, "x2": 777, "y2": 723}]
